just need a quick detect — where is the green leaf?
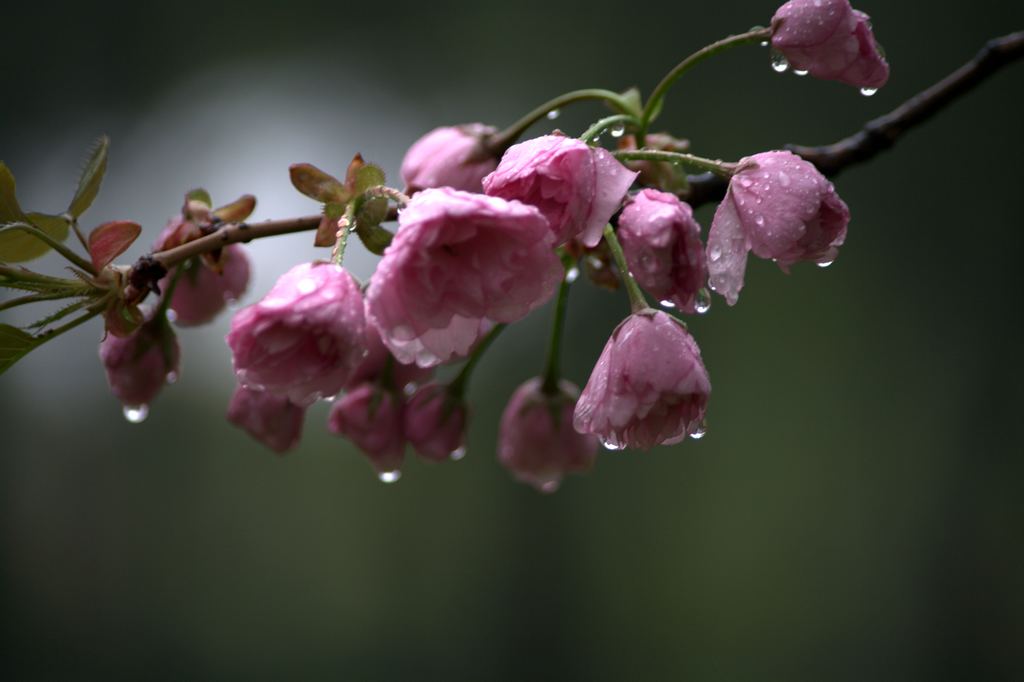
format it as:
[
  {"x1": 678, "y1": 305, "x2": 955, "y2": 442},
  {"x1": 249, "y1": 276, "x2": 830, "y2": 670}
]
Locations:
[
  {"x1": 212, "y1": 194, "x2": 257, "y2": 222},
  {"x1": 0, "y1": 323, "x2": 41, "y2": 375},
  {"x1": 68, "y1": 135, "x2": 109, "y2": 218},
  {"x1": 25, "y1": 297, "x2": 92, "y2": 331},
  {"x1": 617, "y1": 87, "x2": 644, "y2": 118},
  {"x1": 354, "y1": 221, "x2": 393, "y2": 256},
  {"x1": 186, "y1": 188, "x2": 212, "y2": 208},
  {"x1": 356, "y1": 196, "x2": 388, "y2": 229},
  {"x1": 289, "y1": 164, "x2": 350, "y2": 204},
  {"x1": 0, "y1": 164, "x2": 74, "y2": 262},
  {"x1": 352, "y1": 164, "x2": 385, "y2": 195},
  {"x1": 87, "y1": 220, "x2": 141, "y2": 270}
]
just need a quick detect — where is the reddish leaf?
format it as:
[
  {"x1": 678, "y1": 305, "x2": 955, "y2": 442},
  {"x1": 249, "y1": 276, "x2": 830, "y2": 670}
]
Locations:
[
  {"x1": 88, "y1": 220, "x2": 141, "y2": 270},
  {"x1": 213, "y1": 194, "x2": 257, "y2": 223},
  {"x1": 314, "y1": 214, "x2": 337, "y2": 247}
]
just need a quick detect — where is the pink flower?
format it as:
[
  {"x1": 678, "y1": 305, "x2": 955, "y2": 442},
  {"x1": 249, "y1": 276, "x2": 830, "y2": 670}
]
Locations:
[
  {"x1": 573, "y1": 310, "x2": 710, "y2": 450},
  {"x1": 403, "y1": 384, "x2": 466, "y2": 462},
  {"x1": 346, "y1": 319, "x2": 433, "y2": 392},
  {"x1": 227, "y1": 384, "x2": 305, "y2": 454},
  {"x1": 365, "y1": 188, "x2": 562, "y2": 367},
  {"x1": 227, "y1": 262, "x2": 366, "y2": 405},
  {"x1": 482, "y1": 134, "x2": 638, "y2": 247},
  {"x1": 328, "y1": 384, "x2": 406, "y2": 475},
  {"x1": 771, "y1": 0, "x2": 889, "y2": 89},
  {"x1": 400, "y1": 123, "x2": 500, "y2": 194},
  {"x1": 617, "y1": 189, "x2": 708, "y2": 313},
  {"x1": 99, "y1": 315, "x2": 180, "y2": 410},
  {"x1": 707, "y1": 151, "x2": 849, "y2": 305},
  {"x1": 498, "y1": 378, "x2": 598, "y2": 493},
  {"x1": 161, "y1": 245, "x2": 251, "y2": 326}
]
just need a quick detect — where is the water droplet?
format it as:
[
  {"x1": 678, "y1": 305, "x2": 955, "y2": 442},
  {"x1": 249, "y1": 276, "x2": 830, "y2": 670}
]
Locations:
[
  {"x1": 590, "y1": 135, "x2": 602, "y2": 145},
  {"x1": 600, "y1": 438, "x2": 626, "y2": 451},
  {"x1": 123, "y1": 405, "x2": 149, "y2": 423},
  {"x1": 539, "y1": 480, "x2": 560, "y2": 494},
  {"x1": 165, "y1": 371, "x2": 178, "y2": 384},
  {"x1": 378, "y1": 470, "x2": 401, "y2": 484},
  {"x1": 770, "y1": 51, "x2": 789, "y2": 73},
  {"x1": 226, "y1": 297, "x2": 240, "y2": 310},
  {"x1": 793, "y1": 68, "x2": 809, "y2": 77},
  {"x1": 449, "y1": 446, "x2": 466, "y2": 461},
  {"x1": 610, "y1": 124, "x2": 626, "y2": 138},
  {"x1": 546, "y1": 109, "x2": 561, "y2": 120},
  {"x1": 754, "y1": 215, "x2": 765, "y2": 227},
  {"x1": 321, "y1": 393, "x2": 337, "y2": 403},
  {"x1": 759, "y1": 40, "x2": 769, "y2": 48},
  {"x1": 565, "y1": 266, "x2": 580, "y2": 283},
  {"x1": 817, "y1": 260, "x2": 834, "y2": 269},
  {"x1": 777, "y1": 171, "x2": 791, "y2": 187},
  {"x1": 860, "y1": 87, "x2": 878, "y2": 97},
  {"x1": 689, "y1": 422, "x2": 707, "y2": 440},
  {"x1": 297, "y1": 278, "x2": 317, "y2": 294},
  {"x1": 659, "y1": 299, "x2": 676, "y2": 309},
  {"x1": 695, "y1": 288, "x2": 711, "y2": 314},
  {"x1": 165, "y1": 309, "x2": 178, "y2": 323},
  {"x1": 709, "y1": 245, "x2": 722, "y2": 262}
]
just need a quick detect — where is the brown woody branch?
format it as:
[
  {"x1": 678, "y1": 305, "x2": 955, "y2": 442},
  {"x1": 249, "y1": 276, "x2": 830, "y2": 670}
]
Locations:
[{"x1": 683, "y1": 30, "x2": 1024, "y2": 207}]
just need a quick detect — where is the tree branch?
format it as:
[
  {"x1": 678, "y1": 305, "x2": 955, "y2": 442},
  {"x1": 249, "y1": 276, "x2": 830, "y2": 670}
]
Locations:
[{"x1": 683, "y1": 30, "x2": 1024, "y2": 208}]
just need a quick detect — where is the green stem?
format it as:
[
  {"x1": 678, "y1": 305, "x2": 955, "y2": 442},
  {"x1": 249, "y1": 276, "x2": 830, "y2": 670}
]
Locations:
[
  {"x1": 541, "y1": 268, "x2": 573, "y2": 395},
  {"x1": 331, "y1": 203, "x2": 356, "y2": 266},
  {"x1": 487, "y1": 89, "x2": 635, "y2": 153},
  {"x1": 0, "y1": 290, "x2": 88, "y2": 313},
  {"x1": 602, "y1": 224, "x2": 648, "y2": 313},
  {"x1": 155, "y1": 262, "x2": 187, "y2": 319},
  {"x1": 579, "y1": 114, "x2": 636, "y2": 144},
  {"x1": 640, "y1": 27, "x2": 772, "y2": 138},
  {"x1": 0, "y1": 222, "x2": 97, "y2": 274},
  {"x1": 34, "y1": 301, "x2": 104, "y2": 343},
  {"x1": 449, "y1": 323, "x2": 507, "y2": 398},
  {"x1": 612, "y1": 149, "x2": 738, "y2": 177}
]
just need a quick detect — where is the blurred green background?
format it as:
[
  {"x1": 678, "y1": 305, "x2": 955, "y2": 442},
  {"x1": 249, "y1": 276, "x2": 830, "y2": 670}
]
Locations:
[{"x1": 2, "y1": 0, "x2": 1023, "y2": 679}]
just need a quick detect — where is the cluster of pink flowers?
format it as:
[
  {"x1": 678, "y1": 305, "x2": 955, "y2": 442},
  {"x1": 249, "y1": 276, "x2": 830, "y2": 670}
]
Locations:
[{"x1": 97, "y1": 0, "x2": 884, "y2": 491}]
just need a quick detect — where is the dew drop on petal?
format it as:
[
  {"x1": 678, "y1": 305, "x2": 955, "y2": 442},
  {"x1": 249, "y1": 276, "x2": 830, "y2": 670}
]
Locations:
[
  {"x1": 546, "y1": 109, "x2": 561, "y2": 120},
  {"x1": 565, "y1": 266, "x2": 580, "y2": 283},
  {"x1": 793, "y1": 68, "x2": 809, "y2": 77},
  {"x1": 695, "y1": 288, "x2": 711, "y2": 314},
  {"x1": 770, "y1": 51, "x2": 789, "y2": 73},
  {"x1": 166, "y1": 309, "x2": 178, "y2": 323},
  {"x1": 539, "y1": 480, "x2": 560, "y2": 494},
  {"x1": 817, "y1": 260, "x2": 834, "y2": 269},
  {"x1": 297, "y1": 278, "x2": 317, "y2": 294},
  {"x1": 378, "y1": 470, "x2": 401, "y2": 484},
  {"x1": 165, "y1": 371, "x2": 178, "y2": 385},
  {"x1": 659, "y1": 299, "x2": 676, "y2": 309},
  {"x1": 449, "y1": 446, "x2": 466, "y2": 461},
  {"x1": 860, "y1": 87, "x2": 878, "y2": 97},
  {"x1": 123, "y1": 404, "x2": 149, "y2": 423},
  {"x1": 689, "y1": 422, "x2": 707, "y2": 440},
  {"x1": 709, "y1": 245, "x2": 723, "y2": 262},
  {"x1": 600, "y1": 438, "x2": 626, "y2": 451}
]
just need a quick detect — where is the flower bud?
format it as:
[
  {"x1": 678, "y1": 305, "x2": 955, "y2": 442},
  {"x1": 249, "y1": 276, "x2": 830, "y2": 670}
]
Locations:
[
  {"x1": 403, "y1": 384, "x2": 466, "y2": 462},
  {"x1": 483, "y1": 134, "x2": 638, "y2": 247},
  {"x1": 328, "y1": 384, "x2": 406, "y2": 475},
  {"x1": 618, "y1": 189, "x2": 707, "y2": 313},
  {"x1": 574, "y1": 310, "x2": 710, "y2": 450},
  {"x1": 99, "y1": 314, "x2": 180, "y2": 410},
  {"x1": 707, "y1": 151, "x2": 849, "y2": 305},
  {"x1": 400, "y1": 123, "x2": 500, "y2": 194},
  {"x1": 161, "y1": 244, "x2": 251, "y2": 326},
  {"x1": 771, "y1": 0, "x2": 889, "y2": 89},
  {"x1": 346, "y1": 319, "x2": 433, "y2": 392},
  {"x1": 227, "y1": 262, "x2": 366, "y2": 405},
  {"x1": 226, "y1": 384, "x2": 305, "y2": 454},
  {"x1": 498, "y1": 378, "x2": 598, "y2": 493},
  {"x1": 366, "y1": 188, "x2": 562, "y2": 368}
]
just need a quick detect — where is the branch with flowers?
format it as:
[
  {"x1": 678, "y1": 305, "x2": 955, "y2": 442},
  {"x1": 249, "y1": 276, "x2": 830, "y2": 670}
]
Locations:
[{"x1": 1, "y1": 1, "x2": 1021, "y2": 491}]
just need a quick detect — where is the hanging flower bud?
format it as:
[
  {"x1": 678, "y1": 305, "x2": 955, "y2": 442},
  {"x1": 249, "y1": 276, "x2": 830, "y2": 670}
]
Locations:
[
  {"x1": 498, "y1": 378, "x2": 598, "y2": 493},
  {"x1": 160, "y1": 245, "x2": 251, "y2": 326},
  {"x1": 99, "y1": 313, "x2": 180, "y2": 412},
  {"x1": 328, "y1": 384, "x2": 406, "y2": 475},
  {"x1": 706, "y1": 150, "x2": 849, "y2": 305},
  {"x1": 771, "y1": 0, "x2": 889, "y2": 90},
  {"x1": 574, "y1": 310, "x2": 710, "y2": 450},
  {"x1": 226, "y1": 384, "x2": 305, "y2": 454},
  {"x1": 227, "y1": 262, "x2": 366, "y2": 405},
  {"x1": 400, "y1": 123, "x2": 500, "y2": 194},
  {"x1": 403, "y1": 384, "x2": 467, "y2": 462},
  {"x1": 366, "y1": 188, "x2": 562, "y2": 368},
  {"x1": 616, "y1": 132, "x2": 691, "y2": 194},
  {"x1": 617, "y1": 189, "x2": 707, "y2": 313},
  {"x1": 483, "y1": 134, "x2": 638, "y2": 247}
]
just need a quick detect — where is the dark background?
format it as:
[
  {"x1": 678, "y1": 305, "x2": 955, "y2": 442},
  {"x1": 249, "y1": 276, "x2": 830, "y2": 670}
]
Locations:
[{"x1": 2, "y1": 1, "x2": 1023, "y2": 679}]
